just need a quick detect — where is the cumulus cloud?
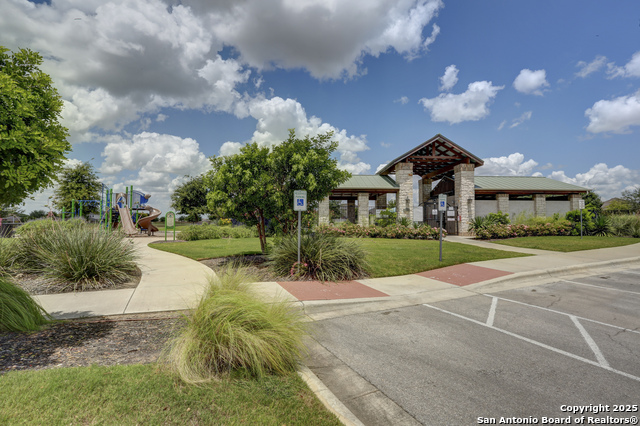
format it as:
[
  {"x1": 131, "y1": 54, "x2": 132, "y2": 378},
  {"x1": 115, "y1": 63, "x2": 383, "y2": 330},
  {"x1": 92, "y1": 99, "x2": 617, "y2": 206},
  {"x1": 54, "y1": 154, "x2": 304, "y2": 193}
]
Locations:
[
  {"x1": 606, "y1": 51, "x2": 640, "y2": 79},
  {"x1": 477, "y1": 153, "x2": 538, "y2": 176},
  {"x1": 513, "y1": 69, "x2": 549, "y2": 95},
  {"x1": 439, "y1": 64, "x2": 459, "y2": 91},
  {"x1": 549, "y1": 164, "x2": 639, "y2": 198},
  {"x1": 585, "y1": 90, "x2": 640, "y2": 134},
  {"x1": 576, "y1": 55, "x2": 608, "y2": 78},
  {"x1": 419, "y1": 81, "x2": 504, "y2": 124}
]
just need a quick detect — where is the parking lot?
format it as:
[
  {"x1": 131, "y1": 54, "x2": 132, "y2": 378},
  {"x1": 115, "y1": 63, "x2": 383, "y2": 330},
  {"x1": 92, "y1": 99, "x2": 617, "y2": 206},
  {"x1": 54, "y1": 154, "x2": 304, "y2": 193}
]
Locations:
[{"x1": 312, "y1": 269, "x2": 640, "y2": 425}]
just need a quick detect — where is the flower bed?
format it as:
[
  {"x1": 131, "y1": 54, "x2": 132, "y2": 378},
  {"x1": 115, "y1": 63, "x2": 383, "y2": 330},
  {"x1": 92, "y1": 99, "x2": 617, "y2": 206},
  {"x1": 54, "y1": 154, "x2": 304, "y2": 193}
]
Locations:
[
  {"x1": 474, "y1": 220, "x2": 572, "y2": 240},
  {"x1": 316, "y1": 222, "x2": 444, "y2": 240}
]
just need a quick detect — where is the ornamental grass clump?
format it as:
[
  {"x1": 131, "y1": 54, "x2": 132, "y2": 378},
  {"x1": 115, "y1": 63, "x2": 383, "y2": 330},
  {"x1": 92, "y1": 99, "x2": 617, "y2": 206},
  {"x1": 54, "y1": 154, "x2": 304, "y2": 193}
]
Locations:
[
  {"x1": 180, "y1": 224, "x2": 257, "y2": 241},
  {"x1": 17, "y1": 223, "x2": 138, "y2": 291},
  {"x1": 0, "y1": 238, "x2": 17, "y2": 276},
  {"x1": 0, "y1": 276, "x2": 51, "y2": 332},
  {"x1": 163, "y1": 267, "x2": 308, "y2": 383},
  {"x1": 268, "y1": 233, "x2": 369, "y2": 281}
]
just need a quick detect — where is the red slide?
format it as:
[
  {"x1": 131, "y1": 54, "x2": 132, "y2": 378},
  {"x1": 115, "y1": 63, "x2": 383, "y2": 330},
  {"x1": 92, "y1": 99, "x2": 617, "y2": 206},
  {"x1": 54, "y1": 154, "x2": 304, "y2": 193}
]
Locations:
[{"x1": 136, "y1": 206, "x2": 161, "y2": 236}]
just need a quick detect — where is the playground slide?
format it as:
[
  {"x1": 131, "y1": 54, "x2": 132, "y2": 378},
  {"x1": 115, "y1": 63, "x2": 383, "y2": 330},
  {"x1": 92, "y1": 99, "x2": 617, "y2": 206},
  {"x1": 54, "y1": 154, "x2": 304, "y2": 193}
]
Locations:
[
  {"x1": 117, "y1": 206, "x2": 139, "y2": 236},
  {"x1": 137, "y1": 206, "x2": 161, "y2": 236}
]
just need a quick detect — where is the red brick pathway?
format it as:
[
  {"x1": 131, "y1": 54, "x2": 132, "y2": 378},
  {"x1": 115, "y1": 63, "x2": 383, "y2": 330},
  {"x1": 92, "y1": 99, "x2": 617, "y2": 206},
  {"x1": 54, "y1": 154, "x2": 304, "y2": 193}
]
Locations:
[
  {"x1": 416, "y1": 264, "x2": 512, "y2": 286},
  {"x1": 277, "y1": 280, "x2": 388, "y2": 301}
]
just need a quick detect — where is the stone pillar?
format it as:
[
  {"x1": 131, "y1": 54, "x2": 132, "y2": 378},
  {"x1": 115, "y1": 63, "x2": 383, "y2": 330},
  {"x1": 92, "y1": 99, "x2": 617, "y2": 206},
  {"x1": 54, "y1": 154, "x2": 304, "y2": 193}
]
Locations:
[
  {"x1": 318, "y1": 196, "x2": 330, "y2": 225},
  {"x1": 418, "y1": 178, "x2": 432, "y2": 205},
  {"x1": 358, "y1": 193, "x2": 370, "y2": 227},
  {"x1": 375, "y1": 193, "x2": 387, "y2": 210},
  {"x1": 533, "y1": 194, "x2": 546, "y2": 217},
  {"x1": 347, "y1": 200, "x2": 356, "y2": 223},
  {"x1": 454, "y1": 163, "x2": 475, "y2": 236},
  {"x1": 396, "y1": 162, "x2": 414, "y2": 222},
  {"x1": 497, "y1": 193, "x2": 509, "y2": 215},
  {"x1": 569, "y1": 194, "x2": 583, "y2": 211}
]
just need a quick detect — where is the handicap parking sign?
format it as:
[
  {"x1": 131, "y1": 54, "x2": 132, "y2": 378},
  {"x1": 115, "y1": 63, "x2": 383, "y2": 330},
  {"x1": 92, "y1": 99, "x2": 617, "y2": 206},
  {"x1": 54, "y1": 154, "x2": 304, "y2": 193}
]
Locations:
[{"x1": 293, "y1": 190, "x2": 307, "y2": 211}]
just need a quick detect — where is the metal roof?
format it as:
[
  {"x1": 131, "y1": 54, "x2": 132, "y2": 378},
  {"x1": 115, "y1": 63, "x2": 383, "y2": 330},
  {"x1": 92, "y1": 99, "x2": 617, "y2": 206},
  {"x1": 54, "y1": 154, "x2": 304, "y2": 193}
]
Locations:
[
  {"x1": 376, "y1": 134, "x2": 484, "y2": 179},
  {"x1": 336, "y1": 175, "x2": 399, "y2": 190},
  {"x1": 474, "y1": 176, "x2": 589, "y2": 192}
]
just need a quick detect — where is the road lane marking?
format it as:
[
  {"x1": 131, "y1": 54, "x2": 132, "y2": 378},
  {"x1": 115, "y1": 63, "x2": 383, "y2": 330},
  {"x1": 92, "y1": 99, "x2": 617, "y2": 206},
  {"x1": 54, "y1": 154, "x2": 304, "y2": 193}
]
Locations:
[
  {"x1": 486, "y1": 296, "x2": 498, "y2": 327},
  {"x1": 561, "y1": 279, "x2": 640, "y2": 295},
  {"x1": 570, "y1": 315, "x2": 609, "y2": 367},
  {"x1": 422, "y1": 303, "x2": 640, "y2": 383},
  {"x1": 482, "y1": 294, "x2": 640, "y2": 336}
]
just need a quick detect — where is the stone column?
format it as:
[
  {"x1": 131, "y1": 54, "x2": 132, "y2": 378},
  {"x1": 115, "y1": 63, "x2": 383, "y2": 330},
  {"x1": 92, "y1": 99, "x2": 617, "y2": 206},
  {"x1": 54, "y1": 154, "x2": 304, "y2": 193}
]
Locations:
[
  {"x1": 396, "y1": 162, "x2": 414, "y2": 222},
  {"x1": 358, "y1": 193, "x2": 370, "y2": 227},
  {"x1": 569, "y1": 194, "x2": 583, "y2": 211},
  {"x1": 533, "y1": 194, "x2": 546, "y2": 217},
  {"x1": 454, "y1": 163, "x2": 475, "y2": 236},
  {"x1": 375, "y1": 193, "x2": 387, "y2": 209},
  {"x1": 318, "y1": 196, "x2": 330, "y2": 225},
  {"x1": 347, "y1": 200, "x2": 356, "y2": 223},
  {"x1": 418, "y1": 178, "x2": 432, "y2": 205},
  {"x1": 497, "y1": 193, "x2": 509, "y2": 215}
]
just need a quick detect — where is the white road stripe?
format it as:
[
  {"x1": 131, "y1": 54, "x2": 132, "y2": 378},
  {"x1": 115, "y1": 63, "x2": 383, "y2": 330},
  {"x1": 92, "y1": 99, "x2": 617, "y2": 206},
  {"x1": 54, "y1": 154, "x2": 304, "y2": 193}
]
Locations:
[
  {"x1": 483, "y1": 294, "x2": 640, "y2": 336},
  {"x1": 561, "y1": 279, "x2": 640, "y2": 295},
  {"x1": 422, "y1": 303, "x2": 640, "y2": 383},
  {"x1": 486, "y1": 297, "x2": 498, "y2": 327},
  {"x1": 570, "y1": 315, "x2": 609, "y2": 368}
]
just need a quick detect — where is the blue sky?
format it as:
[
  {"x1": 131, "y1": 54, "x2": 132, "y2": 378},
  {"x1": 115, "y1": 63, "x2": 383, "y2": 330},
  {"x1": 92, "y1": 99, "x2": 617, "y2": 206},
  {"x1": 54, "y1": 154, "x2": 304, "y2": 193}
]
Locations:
[{"x1": 4, "y1": 0, "x2": 640, "y2": 215}]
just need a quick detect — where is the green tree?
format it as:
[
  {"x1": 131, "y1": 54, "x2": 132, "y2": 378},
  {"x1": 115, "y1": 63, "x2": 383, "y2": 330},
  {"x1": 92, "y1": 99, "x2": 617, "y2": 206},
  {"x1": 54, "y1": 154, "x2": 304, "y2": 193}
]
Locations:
[
  {"x1": 53, "y1": 162, "x2": 102, "y2": 216},
  {"x1": 604, "y1": 198, "x2": 634, "y2": 214},
  {"x1": 28, "y1": 209, "x2": 47, "y2": 220},
  {"x1": 0, "y1": 46, "x2": 70, "y2": 207},
  {"x1": 621, "y1": 187, "x2": 640, "y2": 213},
  {"x1": 205, "y1": 131, "x2": 350, "y2": 253},
  {"x1": 170, "y1": 174, "x2": 209, "y2": 222},
  {"x1": 583, "y1": 191, "x2": 603, "y2": 214}
]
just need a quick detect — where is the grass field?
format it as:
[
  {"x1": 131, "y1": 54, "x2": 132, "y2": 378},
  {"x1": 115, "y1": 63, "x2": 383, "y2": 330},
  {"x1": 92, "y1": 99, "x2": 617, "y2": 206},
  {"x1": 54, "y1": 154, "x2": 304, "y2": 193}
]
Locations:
[
  {"x1": 489, "y1": 236, "x2": 640, "y2": 252},
  {"x1": 151, "y1": 237, "x2": 529, "y2": 278},
  {"x1": 0, "y1": 364, "x2": 340, "y2": 425}
]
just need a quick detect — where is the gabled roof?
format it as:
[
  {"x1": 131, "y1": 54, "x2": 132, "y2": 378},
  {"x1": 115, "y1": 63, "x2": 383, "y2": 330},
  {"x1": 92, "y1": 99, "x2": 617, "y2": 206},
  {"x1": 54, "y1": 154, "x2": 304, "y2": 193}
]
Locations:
[
  {"x1": 376, "y1": 134, "x2": 484, "y2": 179},
  {"x1": 474, "y1": 176, "x2": 589, "y2": 194},
  {"x1": 330, "y1": 175, "x2": 399, "y2": 199}
]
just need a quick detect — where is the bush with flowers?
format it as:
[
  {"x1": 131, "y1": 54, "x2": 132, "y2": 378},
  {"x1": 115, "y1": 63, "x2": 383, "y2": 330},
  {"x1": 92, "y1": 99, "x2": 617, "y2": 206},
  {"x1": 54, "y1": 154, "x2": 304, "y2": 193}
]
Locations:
[{"x1": 316, "y1": 222, "x2": 444, "y2": 240}]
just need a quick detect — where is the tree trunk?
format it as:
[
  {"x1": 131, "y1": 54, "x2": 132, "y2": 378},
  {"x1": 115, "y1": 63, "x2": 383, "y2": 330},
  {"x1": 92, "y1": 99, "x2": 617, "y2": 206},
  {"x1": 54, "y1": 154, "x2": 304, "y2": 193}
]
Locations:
[{"x1": 257, "y1": 212, "x2": 267, "y2": 254}]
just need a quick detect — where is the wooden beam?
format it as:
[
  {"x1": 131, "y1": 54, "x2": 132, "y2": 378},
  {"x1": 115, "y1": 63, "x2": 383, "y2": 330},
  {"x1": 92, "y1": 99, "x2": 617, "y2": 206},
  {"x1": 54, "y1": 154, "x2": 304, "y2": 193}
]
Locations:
[
  {"x1": 408, "y1": 156, "x2": 463, "y2": 161},
  {"x1": 425, "y1": 159, "x2": 467, "y2": 179}
]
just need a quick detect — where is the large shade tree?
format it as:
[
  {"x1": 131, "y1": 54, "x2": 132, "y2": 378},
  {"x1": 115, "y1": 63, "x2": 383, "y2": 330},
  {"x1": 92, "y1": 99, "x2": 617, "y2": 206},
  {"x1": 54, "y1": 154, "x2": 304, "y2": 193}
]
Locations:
[
  {"x1": 205, "y1": 131, "x2": 351, "y2": 253},
  {"x1": 621, "y1": 187, "x2": 640, "y2": 214},
  {"x1": 0, "y1": 46, "x2": 70, "y2": 207},
  {"x1": 53, "y1": 162, "x2": 102, "y2": 216}
]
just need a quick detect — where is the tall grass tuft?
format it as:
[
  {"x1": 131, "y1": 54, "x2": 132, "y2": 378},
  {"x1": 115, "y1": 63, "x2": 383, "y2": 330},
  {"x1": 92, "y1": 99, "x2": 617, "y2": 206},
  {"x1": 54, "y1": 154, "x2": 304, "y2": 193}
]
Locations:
[
  {"x1": 180, "y1": 224, "x2": 257, "y2": 241},
  {"x1": 17, "y1": 224, "x2": 138, "y2": 291},
  {"x1": 609, "y1": 215, "x2": 640, "y2": 238},
  {"x1": 163, "y1": 266, "x2": 308, "y2": 383},
  {"x1": 268, "y1": 233, "x2": 369, "y2": 281},
  {"x1": 0, "y1": 238, "x2": 17, "y2": 276},
  {"x1": 0, "y1": 276, "x2": 51, "y2": 332}
]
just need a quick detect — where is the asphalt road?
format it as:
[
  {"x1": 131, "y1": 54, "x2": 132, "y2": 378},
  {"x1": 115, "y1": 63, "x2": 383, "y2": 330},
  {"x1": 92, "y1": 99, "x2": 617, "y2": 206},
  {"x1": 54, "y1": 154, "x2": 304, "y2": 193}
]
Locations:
[{"x1": 311, "y1": 268, "x2": 640, "y2": 425}]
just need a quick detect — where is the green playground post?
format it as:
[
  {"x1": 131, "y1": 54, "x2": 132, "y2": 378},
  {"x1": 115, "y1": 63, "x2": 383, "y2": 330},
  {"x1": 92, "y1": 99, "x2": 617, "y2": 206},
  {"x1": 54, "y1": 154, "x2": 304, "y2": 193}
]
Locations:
[
  {"x1": 62, "y1": 207, "x2": 65, "y2": 221},
  {"x1": 71, "y1": 200, "x2": 75, "y2": 219},
  {"x1": 79, "y1": 201, "x2": 83, "y2": 219}
]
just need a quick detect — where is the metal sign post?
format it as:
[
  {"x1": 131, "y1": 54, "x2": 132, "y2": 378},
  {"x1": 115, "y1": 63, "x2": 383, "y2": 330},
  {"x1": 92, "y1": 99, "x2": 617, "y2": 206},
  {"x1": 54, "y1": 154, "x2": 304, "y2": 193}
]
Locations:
[
  {"x1": 438, "y1": 194, "x2": 446, "y2": 262},
  {"x1": 165, "y1": 211, "x2": 176, "y2": 242},
  {"x1": 578, "y1": 199, "x2": 585, "y2": 239},
  {"x1": 293, "y1": 190, "x2": 307, "y2": 274}
]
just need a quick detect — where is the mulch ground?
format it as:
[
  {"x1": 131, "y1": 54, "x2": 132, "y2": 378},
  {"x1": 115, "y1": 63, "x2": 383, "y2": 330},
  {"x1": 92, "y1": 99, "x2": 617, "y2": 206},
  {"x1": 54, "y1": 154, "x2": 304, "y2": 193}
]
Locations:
[{"x1": 0, "y1": 312, "x2": 185, "y2": 375}]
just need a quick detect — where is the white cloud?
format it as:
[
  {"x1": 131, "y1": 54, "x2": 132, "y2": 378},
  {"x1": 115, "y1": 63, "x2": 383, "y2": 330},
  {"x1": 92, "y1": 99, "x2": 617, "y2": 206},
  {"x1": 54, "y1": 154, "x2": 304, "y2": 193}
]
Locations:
[
  {"x1": 606, "y1": 51, "x2": 640, "y2": 79},
  {"x1": 375, "y1": 163, "x2": 388, "y2": 173},
  {"x1": 513, "y1": 69, "x2": 549, "y2": 96},
  {"x1": 509, "y1": 111, "x2": 532, "y2": 128},
  {"x1": 576, "y1": 55, "x2": 608, "y2": 78},
  {"x1": 497, "y1": 120, "x2": 507, "y2": 131},
  {"x1": 394, "y1": 96, "x2": 409, "y2": 104},
  {"x1": 219, "y1": 141, "x2": 244, "y2": 156},
  {"x1": 585, "y1": 90, "x2": 640, "y2": 134},
  {"x1": 419, "y1": 81, "x2": 504, "y2": 124},
  {"x1": 477, "y1": 153, "x2": 538, "y2": 176},
  {"x1": 439, "y1": 64, "x2": 459, "y2": 91},
  {"x1": 549, "y1": 164, "x2": 639, "y2": 199}
]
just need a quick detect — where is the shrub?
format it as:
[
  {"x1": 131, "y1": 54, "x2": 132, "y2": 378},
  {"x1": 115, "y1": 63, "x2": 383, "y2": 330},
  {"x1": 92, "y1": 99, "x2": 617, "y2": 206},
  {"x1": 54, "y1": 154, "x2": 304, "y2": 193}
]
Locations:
[
  {"x1": 14, "y1": 218, "x2": 85, "y2": 236},
  {"x1": 609, "y1": 215, "x2": 640, "y2": 238},
  {"x1": 162, "y1": 267, "x2": 308, "y2": 382},
  {"x1": 474, "y1": 221, "x2": 572, "y2": 240},
  {"x1": 0, "y1": 276, "x2": 51, "y2": 332},
  {"x1": 468, "y1": 211, "x2": 510, "y2": 234},
  {"x1": 16, "y1": 224, "x2": 138, "y2": 291},
  {"x1": 316, "y1": 222, "x2": 442, "y2": 240},
  {"x1": 565, "y1": 209, "x2": 595, "y2": 235},
  {"x1": 267, "y1": 233, "x2": 369, "y2": 281},
  {"x1": 180, "y1": 224, "x2": 257, "y2": 241},
  {"x1": 591, "y1": 216, "x2": 612, "y2": 237}
]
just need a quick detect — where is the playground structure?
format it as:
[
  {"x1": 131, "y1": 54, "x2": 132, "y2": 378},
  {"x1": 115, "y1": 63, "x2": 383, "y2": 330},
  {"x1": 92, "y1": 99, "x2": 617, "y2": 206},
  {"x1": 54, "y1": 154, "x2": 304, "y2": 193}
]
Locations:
[{"x1": 101, "y1": 186, "x2": 162, "y2": 236}]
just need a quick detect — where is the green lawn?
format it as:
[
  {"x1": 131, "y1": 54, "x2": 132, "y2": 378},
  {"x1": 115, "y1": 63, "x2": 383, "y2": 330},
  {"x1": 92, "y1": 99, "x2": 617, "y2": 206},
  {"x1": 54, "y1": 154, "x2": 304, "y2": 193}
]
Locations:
[
  {"x1": 0, "y1": 364, "x2": 340, "y2": 425},
  {"x1": 489, "y1": 236, "x2": 640, "y2": 252},
  {"x1": 151, "y1": 237, "x2": 529, "y2": 278}
]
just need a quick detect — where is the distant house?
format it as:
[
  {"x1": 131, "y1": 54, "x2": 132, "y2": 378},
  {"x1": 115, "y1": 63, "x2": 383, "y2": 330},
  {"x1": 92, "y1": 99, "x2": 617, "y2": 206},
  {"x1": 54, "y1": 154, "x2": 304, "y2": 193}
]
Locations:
[{"x1": 319, "y1": 134, "x2": 589, "y2": 235}]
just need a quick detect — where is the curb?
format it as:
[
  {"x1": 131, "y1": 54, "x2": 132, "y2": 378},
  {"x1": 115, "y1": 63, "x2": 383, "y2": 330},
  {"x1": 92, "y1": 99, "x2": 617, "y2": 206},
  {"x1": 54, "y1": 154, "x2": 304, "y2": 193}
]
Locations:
[{"x1": 298, "y1": 365, "x2": 365, "y2": 426}]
